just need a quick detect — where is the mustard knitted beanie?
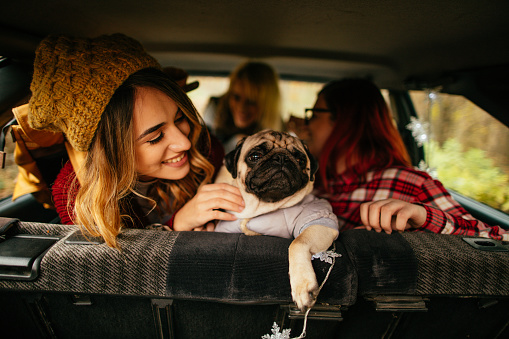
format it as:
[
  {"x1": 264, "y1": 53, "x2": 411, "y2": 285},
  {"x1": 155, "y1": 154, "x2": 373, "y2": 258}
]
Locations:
[{"x1": 28, "y1": 33, "x2": 161, "y2": 152}]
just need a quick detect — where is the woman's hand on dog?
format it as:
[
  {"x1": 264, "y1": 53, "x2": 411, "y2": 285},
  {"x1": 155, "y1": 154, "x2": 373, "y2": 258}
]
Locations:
[
  {"x1": 173, "y1": 183, "x2": 245, "y2": 232},
  {"x1": 359, "y1": 198, "x2": 427, "y2": 234}
]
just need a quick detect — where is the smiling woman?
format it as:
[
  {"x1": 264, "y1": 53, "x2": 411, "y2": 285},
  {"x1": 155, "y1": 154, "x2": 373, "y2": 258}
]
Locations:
[
  {"x1": 209, "y1": 61, "x2": 282, "y2": 153},
  {"x1": 1, "y1": 1, "x2": 509, "y2": 338},
  {"x1": 28, "y1": 34, "x2": 245, "y2": 248},
  {"x1": 133, "y1": 87, "x2": 192, "y2": 181}
]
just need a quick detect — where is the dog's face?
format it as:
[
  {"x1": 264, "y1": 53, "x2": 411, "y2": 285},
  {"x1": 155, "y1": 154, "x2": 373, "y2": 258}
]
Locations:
[{"x1": 225, "y1": 130, "x2": 318, "y2": 203}]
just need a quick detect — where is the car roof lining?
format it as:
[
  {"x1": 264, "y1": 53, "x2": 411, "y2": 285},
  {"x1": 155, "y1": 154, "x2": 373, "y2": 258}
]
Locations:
[
  {"x1": 2, "y1": 1, "x2": 508, "y2": 82},
  {"x1": 0, "y1": 0, "x2": 508, "y2": 123}
]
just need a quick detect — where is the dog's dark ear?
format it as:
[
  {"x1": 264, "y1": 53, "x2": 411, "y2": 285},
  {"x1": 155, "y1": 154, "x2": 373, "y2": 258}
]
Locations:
[
  {"x1": 224, "y1": 138, "x2": 245, "y2": 179},
  {"x1": 303, "y1": 143, "x2": 319, "y2": 181}
]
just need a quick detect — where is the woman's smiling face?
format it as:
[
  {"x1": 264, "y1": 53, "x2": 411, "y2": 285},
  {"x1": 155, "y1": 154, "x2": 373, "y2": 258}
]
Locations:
[{"x1": 133, "y1": 87, "x2": 192, "y2": 181}]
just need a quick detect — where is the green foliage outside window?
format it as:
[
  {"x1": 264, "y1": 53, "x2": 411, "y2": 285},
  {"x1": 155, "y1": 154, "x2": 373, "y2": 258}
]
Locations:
[{"x1": 425, "y1": 139, "x2": 509, "y2": 213}]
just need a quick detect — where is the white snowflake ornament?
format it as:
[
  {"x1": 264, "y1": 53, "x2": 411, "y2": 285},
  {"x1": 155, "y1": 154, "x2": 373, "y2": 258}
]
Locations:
[
  {"x1": 312, "y1": 250, "x2": 342, "y2": 264},
  {"x1": 261, "y1": 322, "x2": 291, "y2": 339},
  {"x1": 406, "y1": 116, "x2": 429, "y2": 147}
]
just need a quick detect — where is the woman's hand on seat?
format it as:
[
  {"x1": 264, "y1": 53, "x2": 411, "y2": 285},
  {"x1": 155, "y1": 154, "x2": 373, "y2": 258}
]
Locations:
[{"x1": 359, "y1": 198, "x2": 427, "y2": 234}]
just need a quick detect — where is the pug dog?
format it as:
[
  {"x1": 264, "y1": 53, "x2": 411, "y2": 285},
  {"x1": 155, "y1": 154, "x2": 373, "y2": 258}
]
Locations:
[{"x1": 215, "y1": 130, "x2": 339, "y2": 311}]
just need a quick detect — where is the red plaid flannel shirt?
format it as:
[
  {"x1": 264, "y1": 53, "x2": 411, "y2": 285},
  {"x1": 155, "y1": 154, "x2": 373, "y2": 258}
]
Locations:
[{"x1": 315, "y1": 166, "x2": 508, "y2": 240}]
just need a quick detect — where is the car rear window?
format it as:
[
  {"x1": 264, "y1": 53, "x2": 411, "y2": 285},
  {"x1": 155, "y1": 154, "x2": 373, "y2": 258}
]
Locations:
[
  {"x1": 410, "y1": 90, "x2": 509, "y2": 214},
  {"x1": 186, "y1": 75, "x2": 325, "y2": 123}
]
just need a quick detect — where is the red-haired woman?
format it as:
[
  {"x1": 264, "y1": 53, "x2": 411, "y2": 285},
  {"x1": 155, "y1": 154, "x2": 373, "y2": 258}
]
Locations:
[{"x1": 298, "y1": 78, "x2": 507, "y2": 240}]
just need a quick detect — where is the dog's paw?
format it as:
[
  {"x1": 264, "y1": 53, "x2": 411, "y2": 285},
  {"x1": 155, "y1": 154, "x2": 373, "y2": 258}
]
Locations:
[{"x1": 289, "y1": 264, "x2": 319, "y2": 311}]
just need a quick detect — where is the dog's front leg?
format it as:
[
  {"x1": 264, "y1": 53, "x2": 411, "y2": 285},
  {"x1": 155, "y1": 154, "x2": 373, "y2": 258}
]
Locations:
[{"x1": 288, "y1": 225, "x2": 339, "y2": 311}]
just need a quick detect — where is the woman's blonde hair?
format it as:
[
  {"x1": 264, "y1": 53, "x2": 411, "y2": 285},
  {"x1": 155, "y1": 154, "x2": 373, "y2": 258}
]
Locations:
[
  {"x1": 214, "y1": 61, "x2": 282, "y2": 135},
  {"x1": 72, "y1": 68, "x2": 214, "y2": 248}
]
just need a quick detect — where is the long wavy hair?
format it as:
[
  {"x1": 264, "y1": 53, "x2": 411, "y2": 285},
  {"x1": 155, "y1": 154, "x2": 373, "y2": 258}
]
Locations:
[
  {"x1": 318, "y1": 78, "x2": 411, "y2": 190},
  {"x1": 214, "y1": 61, "x2": 282, "y2": 136},
  {"x1": 72, "y1": 68, "x2": 214, "y2": 248}
]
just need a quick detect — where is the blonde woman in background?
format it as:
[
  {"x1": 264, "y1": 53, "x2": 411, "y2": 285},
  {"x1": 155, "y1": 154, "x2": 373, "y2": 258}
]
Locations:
[{"x1": 210, "y1": 61, "x2": 282, "y2": 153}]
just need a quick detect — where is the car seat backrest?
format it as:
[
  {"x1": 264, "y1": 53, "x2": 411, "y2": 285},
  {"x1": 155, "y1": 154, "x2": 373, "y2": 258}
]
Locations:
[
  {"x1": 403, "y1": 232, "x2": 509, "y2": 296},
  {"x1": 1, "y1": 221, "x2": 509, "y2": 338}
]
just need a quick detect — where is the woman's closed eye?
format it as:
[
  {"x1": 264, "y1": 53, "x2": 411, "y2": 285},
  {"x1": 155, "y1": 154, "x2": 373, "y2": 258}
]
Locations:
[
  {"x1": 147, "y1": 131, "x2": 165, "y2": 145},
  {"x1": 142, "y1": 109, "x2": 186, "y2": 145}
]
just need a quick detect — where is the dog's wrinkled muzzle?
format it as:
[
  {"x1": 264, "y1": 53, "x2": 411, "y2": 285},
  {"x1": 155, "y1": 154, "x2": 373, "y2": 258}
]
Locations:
[{"x1": 245, "y1": 149, "x2": 309, "y2": 203}]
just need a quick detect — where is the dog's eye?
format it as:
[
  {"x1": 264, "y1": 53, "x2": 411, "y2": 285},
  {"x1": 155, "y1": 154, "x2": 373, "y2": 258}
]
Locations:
[
  {"x1": 293, "y1": 153, "x2": 307, "y2": 167},
  {"x1": 248, "y1": 152, "x2": 262, "y2": 163}
]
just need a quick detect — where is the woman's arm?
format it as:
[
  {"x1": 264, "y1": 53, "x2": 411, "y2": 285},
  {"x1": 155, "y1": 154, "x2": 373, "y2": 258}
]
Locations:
[
  {"x1": 416, "y1": 178, "x2": 508, "y2": 240},
  {"x1": 359, "y1": 178, "x2": 509, "y2": 241}
]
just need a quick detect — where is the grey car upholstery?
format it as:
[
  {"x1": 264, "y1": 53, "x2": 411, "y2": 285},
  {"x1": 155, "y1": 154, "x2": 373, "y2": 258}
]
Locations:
[
  {"x1": 403, "y1": 232, "x2": 509, "y2": 296},
  {"x1": 1, "y1": 221, "x2": 508, "y2": 301},
  {"x1": 1, "y1": 220, "x2": 509, "y2": 338}
]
